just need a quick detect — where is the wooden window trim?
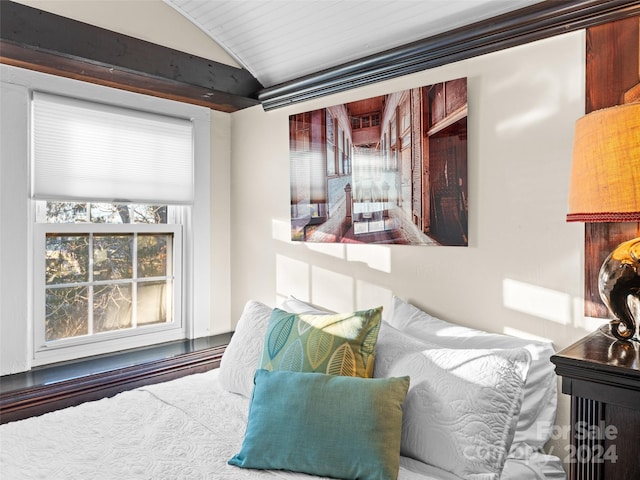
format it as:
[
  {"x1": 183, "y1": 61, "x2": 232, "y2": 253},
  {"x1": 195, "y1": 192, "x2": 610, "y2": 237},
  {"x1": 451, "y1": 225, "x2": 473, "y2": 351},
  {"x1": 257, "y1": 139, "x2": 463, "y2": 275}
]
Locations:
[{"x1": 0, "y1": 333, "x2": 231, "y2": 424}]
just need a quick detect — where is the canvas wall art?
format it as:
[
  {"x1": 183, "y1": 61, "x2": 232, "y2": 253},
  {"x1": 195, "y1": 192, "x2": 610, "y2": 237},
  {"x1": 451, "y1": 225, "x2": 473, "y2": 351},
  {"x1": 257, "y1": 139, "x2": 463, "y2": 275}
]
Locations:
[{"x1": 289, "y1": 78, "x2": 468, "y2": 246}]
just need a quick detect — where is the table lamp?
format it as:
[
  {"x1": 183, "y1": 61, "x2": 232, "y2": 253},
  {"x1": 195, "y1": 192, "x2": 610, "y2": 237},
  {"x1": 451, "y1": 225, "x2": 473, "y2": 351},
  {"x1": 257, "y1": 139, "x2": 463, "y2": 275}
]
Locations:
[{"x1": 567, "y1": 102, "x2": 640, "y2": 341}]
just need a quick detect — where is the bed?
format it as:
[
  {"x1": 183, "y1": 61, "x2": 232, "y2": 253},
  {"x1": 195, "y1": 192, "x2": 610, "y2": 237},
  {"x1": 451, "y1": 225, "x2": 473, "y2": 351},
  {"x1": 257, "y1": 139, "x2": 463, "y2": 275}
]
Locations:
[{"x1": 0, "y1": 297, "x2": 567, "y2": 480}]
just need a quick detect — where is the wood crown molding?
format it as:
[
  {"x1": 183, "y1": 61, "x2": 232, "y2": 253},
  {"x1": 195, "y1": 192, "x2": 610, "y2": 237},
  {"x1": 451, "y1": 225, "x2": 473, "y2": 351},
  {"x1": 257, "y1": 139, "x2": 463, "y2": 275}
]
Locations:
[
  {"x1": 259, "y1": 0, "x2": 640, "y2": 110},
  {"x1": 0, "y1": 1, "x2": 263, "y2": 113}
]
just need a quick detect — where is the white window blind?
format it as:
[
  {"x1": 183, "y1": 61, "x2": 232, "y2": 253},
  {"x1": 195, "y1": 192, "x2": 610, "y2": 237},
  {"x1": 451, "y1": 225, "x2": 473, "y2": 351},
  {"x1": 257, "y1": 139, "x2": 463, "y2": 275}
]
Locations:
[{"x1": 32, "y1": 91, "x2": 194, "y2": 205}]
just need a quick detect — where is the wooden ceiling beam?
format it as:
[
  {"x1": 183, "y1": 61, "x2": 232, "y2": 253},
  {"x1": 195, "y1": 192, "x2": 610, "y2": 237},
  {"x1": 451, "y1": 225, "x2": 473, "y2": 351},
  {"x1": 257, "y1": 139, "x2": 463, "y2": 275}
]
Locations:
[{"x1": 0, "y1": 1, "x2": 263, "y2": 113}]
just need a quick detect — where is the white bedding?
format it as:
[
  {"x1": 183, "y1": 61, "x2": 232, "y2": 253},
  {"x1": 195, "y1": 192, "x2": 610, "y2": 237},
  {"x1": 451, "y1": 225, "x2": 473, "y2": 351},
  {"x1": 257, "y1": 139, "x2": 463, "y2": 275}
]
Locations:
[{"x1": 0, "y1": 369, "x2": 564, "y2": 480}]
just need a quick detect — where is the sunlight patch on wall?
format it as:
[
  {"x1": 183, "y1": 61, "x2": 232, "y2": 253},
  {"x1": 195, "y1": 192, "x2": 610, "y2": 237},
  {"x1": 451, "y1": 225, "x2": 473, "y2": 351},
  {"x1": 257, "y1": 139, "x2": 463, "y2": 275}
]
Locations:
[
  {"x1": 311, "y1": 266, "x2": 354, "y2": 312},
  {"x1": 503, "y1": 278, "x2": 571, "y2": 325},
  {"x1": 347, "y1": 244, "x2": 391, "y2": 273},
  {"x1": 495, "y1": 102, "x2": 558, "y2": 135},
  {"x1": 492, "y1": 69, "x2": 561, "y2": 135},
  {"x1": 487, "y1": 31, "x2": 583, "y2": 137},
  {"x1": 275, "y1": 255, "x2": 310, "y2": 300}
]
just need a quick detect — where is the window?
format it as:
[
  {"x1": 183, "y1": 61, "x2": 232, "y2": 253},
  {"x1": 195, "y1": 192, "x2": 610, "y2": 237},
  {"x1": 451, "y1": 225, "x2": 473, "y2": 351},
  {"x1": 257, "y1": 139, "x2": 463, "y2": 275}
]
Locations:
[
  {"x1": 1, "y1": 65, "x2": 212, "y2": 373},
  {"x1": 344, "y1": 138, "x2": 352, "y2": 175},
  {"x1": 350, "y1": 113, "x2": 381, "y2": 130},
  {"x1": 29, "y1": 89, "x2": 202, "y2": 365},
  {"x1": 337, "y1": 125, "x2": 344, "y2": 175},
  {"x1": 34, "y1": 202, "x2": 181, "y2": 348},
  {"x1": 291, "y1": 112, "x2": 311, "y2": 151},
  {"x1": 326, "y1": 110, "x2": 336, "y2": 176}
]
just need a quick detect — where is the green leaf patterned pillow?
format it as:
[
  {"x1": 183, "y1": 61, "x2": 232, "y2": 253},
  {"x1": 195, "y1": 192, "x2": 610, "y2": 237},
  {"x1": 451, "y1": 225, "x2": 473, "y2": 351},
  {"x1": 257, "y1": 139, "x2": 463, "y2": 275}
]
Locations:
[{"x1": 259, "y1": 306, "x2": 382, "y2": 377}]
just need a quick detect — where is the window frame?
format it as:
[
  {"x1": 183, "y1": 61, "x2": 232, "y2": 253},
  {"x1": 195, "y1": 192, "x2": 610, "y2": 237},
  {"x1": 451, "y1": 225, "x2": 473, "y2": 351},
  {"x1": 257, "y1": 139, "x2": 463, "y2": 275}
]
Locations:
[
  {"x1": 326, "y1": 110, "x2": 337, "y2": 177},
  {"x1": 33, "y1": 220, "x2": 183, "y2": 361}
]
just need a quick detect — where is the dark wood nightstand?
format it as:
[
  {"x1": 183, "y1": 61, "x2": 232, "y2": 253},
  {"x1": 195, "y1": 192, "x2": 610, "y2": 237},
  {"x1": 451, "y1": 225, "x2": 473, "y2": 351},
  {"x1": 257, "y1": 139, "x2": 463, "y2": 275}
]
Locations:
[{"x1": 551, "y1": 326, "x2": 640, "y2": 480}]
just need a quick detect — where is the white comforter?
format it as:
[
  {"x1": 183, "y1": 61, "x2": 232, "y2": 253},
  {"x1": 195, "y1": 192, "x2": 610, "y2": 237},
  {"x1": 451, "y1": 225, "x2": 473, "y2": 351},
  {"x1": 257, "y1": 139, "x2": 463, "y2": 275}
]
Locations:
[{"x1": 0, "y1": 369, "x2": 562, "y2": 480}]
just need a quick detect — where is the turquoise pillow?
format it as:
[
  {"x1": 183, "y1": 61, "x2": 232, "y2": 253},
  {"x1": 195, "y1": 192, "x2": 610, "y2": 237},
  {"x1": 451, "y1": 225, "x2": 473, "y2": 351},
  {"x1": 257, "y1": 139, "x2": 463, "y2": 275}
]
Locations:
[
  {"x1": 228, "y1": 369, "x2": 409, "y2": 480},
  {"x1": 259, "y1": 307, "x2": 382, "y2": 377}
]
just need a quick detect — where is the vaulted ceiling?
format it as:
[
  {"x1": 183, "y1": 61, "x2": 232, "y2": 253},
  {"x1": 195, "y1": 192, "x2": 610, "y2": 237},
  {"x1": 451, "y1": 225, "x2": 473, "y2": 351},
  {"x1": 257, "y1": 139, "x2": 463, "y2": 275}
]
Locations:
[
  {"x1": 164, "y1": 0, "x2": 545, "y2": 88},
  {"x1": 2, "y1": 1, "x2": 639, "y2": 112}
]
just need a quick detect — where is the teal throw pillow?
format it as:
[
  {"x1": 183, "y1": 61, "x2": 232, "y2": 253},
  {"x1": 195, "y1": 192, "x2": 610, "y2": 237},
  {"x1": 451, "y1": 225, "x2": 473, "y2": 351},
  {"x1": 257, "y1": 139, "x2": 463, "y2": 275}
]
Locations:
[
  {"x1": 228, "y1": 369, "x2": 409, "y2": 480},
  {"x1": 259, "y1": 306, "x2": 382, "y2": 377}
]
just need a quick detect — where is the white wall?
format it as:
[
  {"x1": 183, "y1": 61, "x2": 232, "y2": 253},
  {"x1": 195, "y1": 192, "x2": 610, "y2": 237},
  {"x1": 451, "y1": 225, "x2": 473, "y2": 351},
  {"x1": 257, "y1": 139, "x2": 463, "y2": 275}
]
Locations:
[
  {"x1": 230, "y1": 31, "x2": 595, "y2": 348},
  {"x1": 209, "y1": 110, "x2": 233, "y2": 335},
  {"x1": 229, "y1": 31, "x2": 604, "y2": 459}
]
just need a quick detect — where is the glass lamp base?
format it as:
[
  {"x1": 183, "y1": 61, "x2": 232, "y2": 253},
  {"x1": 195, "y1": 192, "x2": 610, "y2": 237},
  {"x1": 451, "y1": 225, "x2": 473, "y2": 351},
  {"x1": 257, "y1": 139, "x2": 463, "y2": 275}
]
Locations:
[{"x1": 598, "y1": 237, "x2": 640, "y2": 342}]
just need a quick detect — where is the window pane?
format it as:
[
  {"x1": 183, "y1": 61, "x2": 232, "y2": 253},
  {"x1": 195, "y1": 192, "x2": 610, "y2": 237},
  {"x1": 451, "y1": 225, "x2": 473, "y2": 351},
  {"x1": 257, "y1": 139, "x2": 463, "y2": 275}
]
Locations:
[
  {"x1": 94, "y1": 284, "x2": 132, "y2": 333},
  {"x1": 45, "y1": 286, "x2": 88, "y2": 340},
  {"x1": 137, "y1": 280, "x2": 172, "y2": 326},
  {"x1": 90, "y1": 203, "x2": 130, "y2": 223},
  {"x1": 46, "y1": 202, "x2": 89, "y2": 223},
  {"x1": 327, "y1": 146, "x2": 336, "y2": 176},
  {"x1": 40, "y1": 201, "x2": 168, "y2": 224},
  {"x1": 138, "y1": 234, "x2": 169, "y2": 278},
  {"x1": 46, "y1": 234, "x2": 89, "y2": 285},
  {"x1": 326, "y1": 111, "x2": 335, "y2": 144},
  {"x1": 93, "y1": 235, "x2": 133, "y2": 281},
  {"x1": 131, "y1": 205, "x2": 167, "y2": 224}
]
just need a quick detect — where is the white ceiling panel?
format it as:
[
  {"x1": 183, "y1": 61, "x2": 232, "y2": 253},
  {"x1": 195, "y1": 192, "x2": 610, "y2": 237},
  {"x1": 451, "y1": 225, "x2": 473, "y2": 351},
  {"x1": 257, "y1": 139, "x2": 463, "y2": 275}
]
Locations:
[{"x1": 165, "y1": 0, "x2": 545, "y2": 88}]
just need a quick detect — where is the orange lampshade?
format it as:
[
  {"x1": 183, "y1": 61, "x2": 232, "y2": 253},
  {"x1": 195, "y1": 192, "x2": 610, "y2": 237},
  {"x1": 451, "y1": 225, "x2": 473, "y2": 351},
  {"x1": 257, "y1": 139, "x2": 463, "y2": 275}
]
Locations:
[{"x1": 567, "y1": 102, "x2": 640, "y2": 223}]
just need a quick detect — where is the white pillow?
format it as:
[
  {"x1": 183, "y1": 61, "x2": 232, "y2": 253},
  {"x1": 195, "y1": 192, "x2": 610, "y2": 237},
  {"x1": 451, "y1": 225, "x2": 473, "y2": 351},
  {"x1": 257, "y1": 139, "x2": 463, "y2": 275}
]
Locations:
[
  {"x1": 390, "y1": 346, "x2": 530, "y2": 480},
  {"x1": 219, "y1": 298, "x2": 337, "y2": 397},
  {"x1": 388, "y1": 296, "x2": 558, "y2": 451},
  {"x1": 376, "y1": 321, "x2": 530, "y2": 479},
  {"x1": 374, "y1": 321, "x2": 441, "y2": 377},
  {"x1": 218, "y1": 300, "x2": 273, "y2": 397}
]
